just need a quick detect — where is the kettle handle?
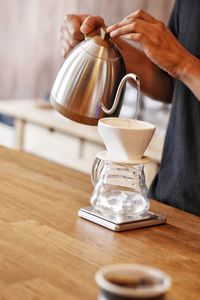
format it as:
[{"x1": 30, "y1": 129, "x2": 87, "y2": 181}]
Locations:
[{"x1": 101, "y1": 73, "x2": 140, "y2": 119}]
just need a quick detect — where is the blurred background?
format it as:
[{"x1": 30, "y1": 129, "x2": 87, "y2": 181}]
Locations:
[{"x1": 0, "y1": 0, "x2": 174, "y2": 185}]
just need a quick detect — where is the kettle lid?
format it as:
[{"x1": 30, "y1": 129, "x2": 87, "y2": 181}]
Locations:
[{"x1": 81, "y1": 27, "x2": 123, "y2": 61}]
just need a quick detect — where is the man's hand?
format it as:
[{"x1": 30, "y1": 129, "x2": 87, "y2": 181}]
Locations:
[
  {"x1": 60, "y1": 14, "x2": 105, "y2": 58},
  {"x1": 107, "y1": 10, "x2": 190, "y2": 79},
  {"x1": 59, "y1": 11, "x2": 175, "y2": 102}
]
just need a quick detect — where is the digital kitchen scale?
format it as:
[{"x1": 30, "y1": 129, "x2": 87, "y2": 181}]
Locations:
[{"x1": 78, "y1": 206, "x2": 166, "y2": 232}]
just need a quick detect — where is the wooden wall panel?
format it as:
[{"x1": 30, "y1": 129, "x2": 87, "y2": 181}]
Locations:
[{"x1": 0, "y1": 0, "x2": 174, "y2": 100}]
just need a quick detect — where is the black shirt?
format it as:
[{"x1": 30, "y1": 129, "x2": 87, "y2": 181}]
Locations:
[{"x1": 149, "y1": 0, "x2": 200, "y2": 216}]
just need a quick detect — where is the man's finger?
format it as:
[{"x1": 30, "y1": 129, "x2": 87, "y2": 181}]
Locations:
[
  {"x1": 61, "y1": 43, "x2": 72, "y2": 58},
  {"x1": 64, "y1": 14, "x2": 84, "y2": 40},
  {"x1": 125, "y1": 9, "x2": 157, "y2": 23},
  {"x1": 109, "y1": 19, "x2": 154, "y2": 39},
  {"x1": 80, "y1": 16, "x2": 105, "y2": 34},
  {"x1": 107, "y1": 19, "x2": 131, "y2": 33},
  {"x1": 61, "y1": 26, "x2": 81, "y2": 47},
  {"x1": 108, "y1": 10, "x2": 157, "y2": 34},
  {"x1": 60, "y1": 25, "x2": 69, "y2": 40}
]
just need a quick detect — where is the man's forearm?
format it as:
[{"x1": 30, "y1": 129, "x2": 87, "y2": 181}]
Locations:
[
  {"x1": 179, "y1": 54, "x2": 200, "y2": 101},
  {"x1": 115, "y1": 38, "x2": 174, "y2": 103}
]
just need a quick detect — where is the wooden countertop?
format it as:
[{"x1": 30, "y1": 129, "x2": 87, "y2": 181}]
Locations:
[{"x1": 0, "y1": 146, "x2": 199, "y2": 300}]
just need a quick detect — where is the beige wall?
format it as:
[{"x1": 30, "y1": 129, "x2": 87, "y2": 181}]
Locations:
[{"x1": 0, "y1": 0, "x2": 174, "y2": 99}]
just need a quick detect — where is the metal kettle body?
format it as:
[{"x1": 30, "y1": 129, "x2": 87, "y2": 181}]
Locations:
[{"x1": 51, "y1": 29, "x2": 126, "y2": 125}]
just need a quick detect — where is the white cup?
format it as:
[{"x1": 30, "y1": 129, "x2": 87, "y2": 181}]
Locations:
[
  {"x1": 98, "y1": 118, "x2": 156, "y2": 162},
  {"x1": 95, "y1": 264, "x2": 172, "y2": 300}
]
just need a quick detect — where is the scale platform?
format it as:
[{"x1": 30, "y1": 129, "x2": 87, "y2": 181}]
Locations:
[{"x1": 78, "y1": 206, "x2": 166, "y2": 232}]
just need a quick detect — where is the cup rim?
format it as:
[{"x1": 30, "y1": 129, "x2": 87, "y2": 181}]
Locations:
[
  {"x1": 95, "y1": 264, "x2": 172, "y2": 298},
  {"x1": 98, "y1": 118, "x2": 156, "y2": 131}
]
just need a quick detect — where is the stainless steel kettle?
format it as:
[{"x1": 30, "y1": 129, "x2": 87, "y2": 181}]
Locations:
[{"x1": 51, "y1": 27, "x2": 140, "y2": 125}]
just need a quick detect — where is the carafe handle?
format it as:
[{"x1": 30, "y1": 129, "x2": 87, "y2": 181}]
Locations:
[
  {"x1": 101, "y1": 73, "x2": 140, "y2": 119},
  {"x1": 91, "y1": 157, "x2": 104, "y2": 186}
]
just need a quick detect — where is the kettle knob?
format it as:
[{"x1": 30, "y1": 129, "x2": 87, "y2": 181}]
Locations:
[
  {"x1": 100, "y1": 26, "x2": 110, "y2": 40},
  {"x1": 84, "y1": 26, "x2": 110, "y2": 40}
]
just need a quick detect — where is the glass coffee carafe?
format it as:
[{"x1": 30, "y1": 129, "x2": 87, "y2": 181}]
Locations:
[{"x1": 91, "y1": 159, "x2": 149, "y2": 216}]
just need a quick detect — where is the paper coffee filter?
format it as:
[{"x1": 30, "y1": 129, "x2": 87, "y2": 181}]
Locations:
[
  {"x1": 100, "y1": 118, "x2": 155, "y2": 130},
  {"x1": 98, "y1": 118, "x2": 156, "y2": 162}
]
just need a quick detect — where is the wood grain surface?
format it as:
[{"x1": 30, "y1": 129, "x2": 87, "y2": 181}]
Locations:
[{"x1": 0, "y1": 146, "x2": 199, "y2": 300}]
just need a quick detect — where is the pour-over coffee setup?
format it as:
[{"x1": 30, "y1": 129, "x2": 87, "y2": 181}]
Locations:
[
  {"x1": 51, "y1": 27, "x2": 166, "y2": 231},
  {"x1": 79, "y1": 117, "x2": 166, "y2": 231}
]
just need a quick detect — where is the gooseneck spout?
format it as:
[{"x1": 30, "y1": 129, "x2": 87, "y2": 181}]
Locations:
[{"x1": 101, "y1": 73, "x2": 140, "y2": 119}]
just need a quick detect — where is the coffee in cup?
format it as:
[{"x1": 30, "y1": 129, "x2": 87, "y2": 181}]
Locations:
[{"x1": 95, "y1": 264, "x2": 171, "y2": 300}]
